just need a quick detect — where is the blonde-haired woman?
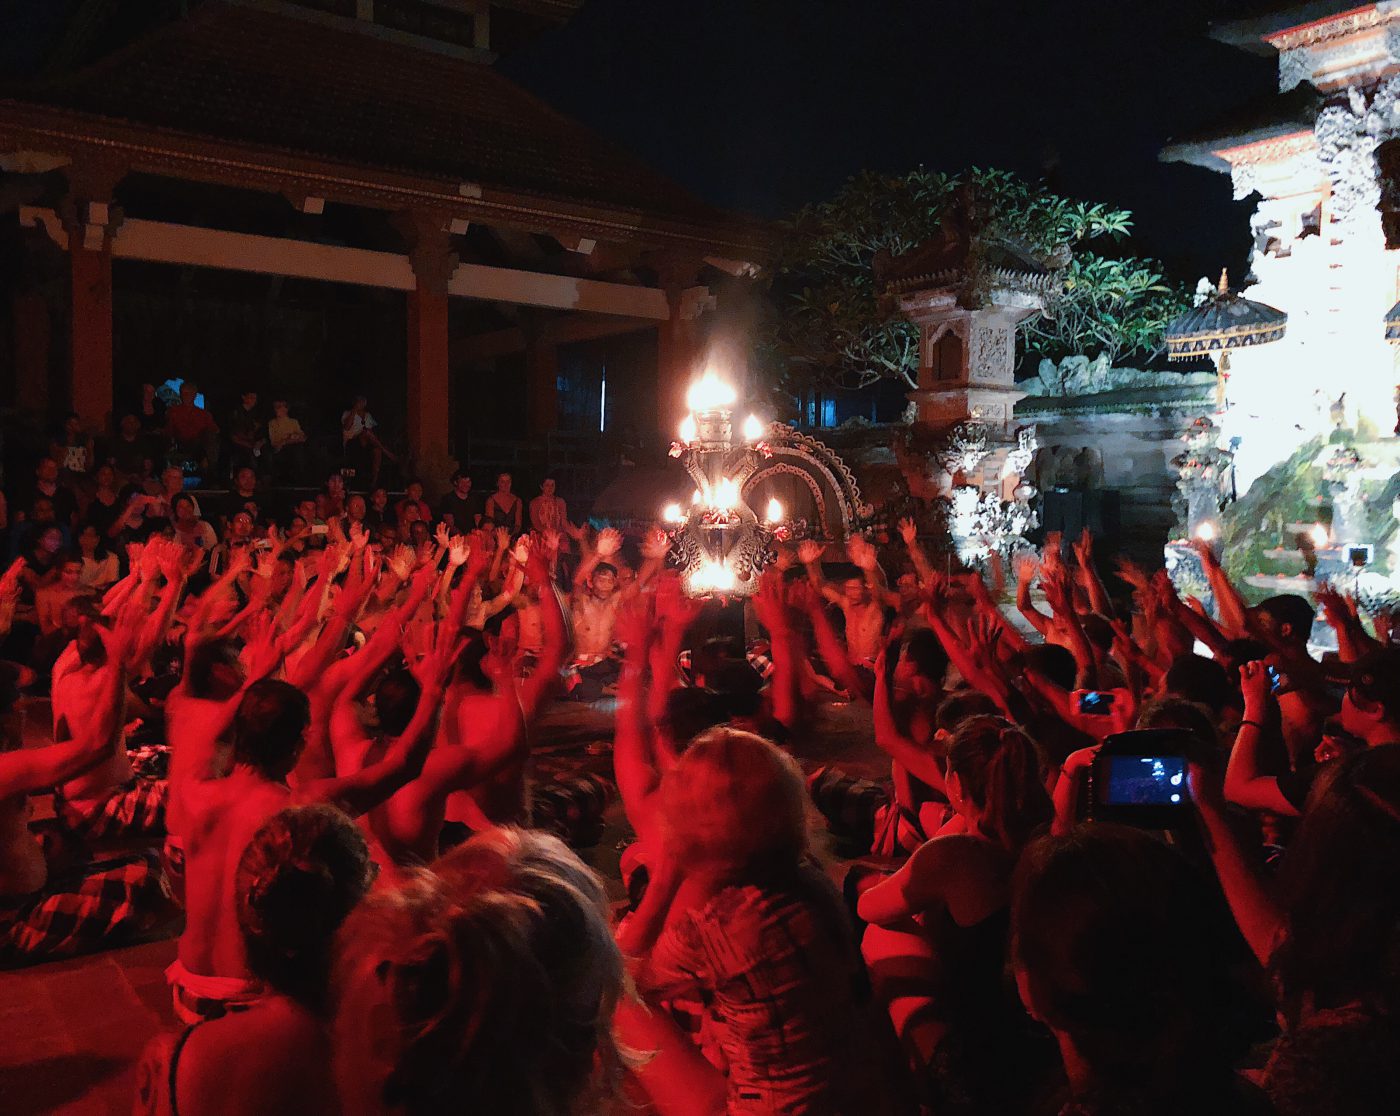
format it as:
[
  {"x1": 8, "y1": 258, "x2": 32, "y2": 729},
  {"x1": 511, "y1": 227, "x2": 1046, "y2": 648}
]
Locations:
[
  {"x1": 331, "y1": 827, "x2": 625, "y2": 1116},
  {"x1": 617, "y1": 727, "x2": 897, "y2": 1115}
]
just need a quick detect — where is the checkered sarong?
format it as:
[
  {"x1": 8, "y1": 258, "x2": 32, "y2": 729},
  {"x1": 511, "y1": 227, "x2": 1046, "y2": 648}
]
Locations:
[
  {"x1": 0, "y1": 849, "x2": 166, "y2": 966},
  {"x1": 58, "y1": 778, "x2": 168, "y2": 840}
]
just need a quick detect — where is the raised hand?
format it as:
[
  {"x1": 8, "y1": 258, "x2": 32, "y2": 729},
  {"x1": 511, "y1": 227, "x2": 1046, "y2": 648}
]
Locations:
[
  {"x1": 1114, "y1": 556, "x2": 1151, "y2": 593},
  {"x1": 1239, "y1": 659, "x2": 1272, "y2": 715},
  {"x1": 447, "y1": 535, "x2": 470, "y2": 568},
  {"x1": 898, "y1": 517, "x2": 918, "y2": 547},
  {"x1": 846, "y1": 534, "x2": 878, "y2": 572},
  {"x1": 654, "y1": 570, "x2": 702, "y2": 631},
  {"x1": 386, "y1": 545, "x2": 416, "y2": 582},
  {"x1": 494, "y1": 525, "x2": 512, "y2": 554},
  {"x1": 179, "y1": 544, "x2": 209, "y2": 581},
  {"x1": 1071, "y1": 527, "x2": 1093, "y2": 567},
  {"x1": 434, "y1": 522, "x2": 451, "y2": 551},
  {"x1": 595, "y1": 527, "x2": 622, "y2": 558},
  {"x1": 348, "y1": 521, "x2": 370, "y2": 552},
  {"x1": 1014, "y1": 551, "x2": 1039, "y2": 586},
  {"x1": 640, "y1": 527, "x2": 671, "y2": 562},
  {"x1": 797, "y1": 539, "x2": 824, "y2": 566},
  {"x1": 0, "y1": 558, "x2": 26, "y2": 600},
  {"x1": 242, "y1": 610, "x2": 283, "y2": 681}
]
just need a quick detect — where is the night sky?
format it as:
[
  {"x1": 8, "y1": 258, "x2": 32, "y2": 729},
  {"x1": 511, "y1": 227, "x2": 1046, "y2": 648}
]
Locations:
[
  {"x1": 500, "y1": 0, "x2": 1283, "y2": 282},
  {"x1": 0, "y1": 1, "x2": 1290, "y2": 283}
]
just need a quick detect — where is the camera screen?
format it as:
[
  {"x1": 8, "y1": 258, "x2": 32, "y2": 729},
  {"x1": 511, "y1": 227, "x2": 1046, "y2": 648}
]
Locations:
[
  {"x1": 1079, "y1": 691, "x2": 1115, "y2": 715},
  {"x1": 1101, "y1": 755, "x2": 1186, "y2": 806}
]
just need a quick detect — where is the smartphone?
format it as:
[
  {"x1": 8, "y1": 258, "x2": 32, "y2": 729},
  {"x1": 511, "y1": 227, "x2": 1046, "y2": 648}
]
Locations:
[
  {"x1": 1267, "y1": 664, "x2": 1285, "y2": 693},
  {"x1": 1097, "y1": 754, "x2": 1187, "y2": 807},
  {"x1": 253, "y1": 539, "x2": 273, "y2": 550},
  {"x1": 1078, "y1": 691, "x2": 1115, "y2": 716},
  {"x1": 310, "y1": 524, "x2": 329, "y2": 536}
]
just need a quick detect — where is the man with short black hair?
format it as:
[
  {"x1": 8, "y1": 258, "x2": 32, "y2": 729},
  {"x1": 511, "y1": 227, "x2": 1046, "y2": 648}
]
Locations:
[{"x1": 1342, "y1": 646, "x2": 1400, "y2": 746}]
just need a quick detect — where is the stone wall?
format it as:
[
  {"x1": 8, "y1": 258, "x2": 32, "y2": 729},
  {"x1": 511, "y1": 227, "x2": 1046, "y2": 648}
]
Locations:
[{"x1": 1015, "y1": 356, "x2": 1217, "y2": 565}]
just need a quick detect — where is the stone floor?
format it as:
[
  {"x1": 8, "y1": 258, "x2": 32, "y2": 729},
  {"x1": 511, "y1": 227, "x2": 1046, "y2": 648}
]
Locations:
[{"x1": 2, "y1": 698, "x2": 886, "y2": 1115}]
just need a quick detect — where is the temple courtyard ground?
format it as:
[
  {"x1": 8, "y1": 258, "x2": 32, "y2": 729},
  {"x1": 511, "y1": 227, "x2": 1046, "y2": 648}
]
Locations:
[{"x1": 1, "y1": 698, "x2": 887, "y2": 1116}]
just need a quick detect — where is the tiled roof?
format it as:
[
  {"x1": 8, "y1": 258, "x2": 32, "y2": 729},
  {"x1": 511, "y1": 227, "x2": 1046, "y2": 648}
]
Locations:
[{"x1": 12, "y1": 1, "x2": 735, "y2": 237}]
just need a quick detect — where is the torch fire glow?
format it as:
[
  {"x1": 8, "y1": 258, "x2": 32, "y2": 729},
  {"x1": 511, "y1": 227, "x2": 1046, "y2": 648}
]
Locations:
[
  {"x1": 1195, "y1": 521, "x2": 1216, "y2": 543},
  {"x1": 1309, "y1": 523, "x2": 1329, "y2": 548},
  {"x1": 686, "y1": 369, "x2": 737, "y2": 412},
  {"x1": 765, "y1": 498, "x2": 784, "y2": 525},
  {"x1": 677, "y1": 414, "x2": 698, "y2": 444},
  {"x1": 742, "y1": 414, "x2": 765, "y2": 442},
  {"x1": 662, "y1": 503, "x2": 684, "y2": 524}
]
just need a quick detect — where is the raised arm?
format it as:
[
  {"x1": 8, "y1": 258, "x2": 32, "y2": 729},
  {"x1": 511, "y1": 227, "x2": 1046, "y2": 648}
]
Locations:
[
  {"x1": 0, "y1": 621, "x2": 129, "y2": 796},
  {"x1": 798, "y1": 538, "x2": 843, "y2": 606},
  {"x1": 871, "y1": 642, "x2": 946, "y2": 791},
  {"x1": 1223, "y1": 662, "x2": 1298, "y2": 816},
  {"x1": 750, "y1": 569, "x2": 799, "y2": 732},
  {"x1": 613, "y1": 595, "x2": 665, "y2": 847},
  {"x1": 898, "y1": 517, "x2": 936, "y2": 589},
  {"x1": 1192, "y1": 538, "x2": 1250, "y2": 639},
  {"x1": 1071, "y1": 529, "x2": 1113, "y2": 619},
  {"x1": 573, "y1": 527, "x2": 619, "y2": 595},
  {"x1": 1014, "y1": 552, "x2": 1053, "y2": 639},
  {"x1": 305, "y1": 626, "x2": 459, "y2": 817}
]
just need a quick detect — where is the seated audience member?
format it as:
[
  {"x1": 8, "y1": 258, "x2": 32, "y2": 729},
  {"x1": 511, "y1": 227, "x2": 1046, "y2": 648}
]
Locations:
[
  {"x1": 137, "y1": 381, "x2": 167, "y2": 435},
  {"x1": 36, "y1": 553, "x2": 89, "y2": 636},
  {"x1": 481, "y1": 471, "x2": 523, "y2": 534},
  {"x1": 50, "y1": 412, "x2": 95, "y2": 485},
  {"x1": 617, "y1": 728, "x2": 897, "y2": 1115},
  {"x1": 393, "y1": 479, "x2": 430, "y2": 536},
  {"x1": 107, "y1": 413, "x2": 157, "y2": 484},
  {"x1": 364, "y1": 487, "x2": 391, "y2": 532},
  {"x1": 83, "y1": 464, "x2": 129, "y2": 540},
  {"x1": 75, "y1": 524, "x2": 120, "y2": 593},
  {"x1": 529, "y1": 476, "x2": 575, "y2": 539},
  {"x1": 225, "y1": 391, "x2": 265, "y2": 477},
  {"x1": 136, "y1": 805, "x2": 372, "y2": 1116},
  {"x1": 856, "y1": 715, "x2": 1052, "y2": 1110},
  {"x1": 332, "y1": 828, "x2": 624, "y2": 1116},
  {"x1": 318, "y1": 472, "x2": 347, "y2": 522},
  {"x1": 171, "y1": 494, "x2": 218, "y2": 552},
  {"x1": 266, "y1": 399, "x2": 307, "y2": 483},
  {"x1": 0, "y1": 606, "x2": 165, "y2": 966},
  {"x1": 166, "y1": 382, "x2": 220, "y2": 473},
  {"x1": 1012, "y1": 824, "x2": 1266, "y2": 1116},
  {"x1": 341, "y1": 395, "x2": 394, "y2": 488},
  {"x1": 222, "y1": 467, "x2": 261, "y2": 531},
  {"x1": 16, "y1": 456, "x2": 79, "y2": 530},
  {"x1": 437, "y1": 470, "x2": 477, "y2": 532}
]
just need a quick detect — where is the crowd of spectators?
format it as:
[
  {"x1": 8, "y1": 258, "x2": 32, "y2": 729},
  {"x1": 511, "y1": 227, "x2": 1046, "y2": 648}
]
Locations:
[{"x1": 2, "y1": 387, "x2": 1400, "y2": 1115}]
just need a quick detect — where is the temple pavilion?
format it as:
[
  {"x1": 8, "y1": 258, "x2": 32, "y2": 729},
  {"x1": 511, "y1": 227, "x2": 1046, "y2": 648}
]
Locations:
[
  {"x1": 0, "y1": 0, "x2": 764, "y2": 483},
  {"x1": 1161, "y1": 1, "x2": 1400, "y2": 495}
]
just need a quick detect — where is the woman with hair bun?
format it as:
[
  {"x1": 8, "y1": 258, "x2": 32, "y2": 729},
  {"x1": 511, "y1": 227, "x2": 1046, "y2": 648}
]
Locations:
[
  {"x1": 855, "y1": 715, "x2": 1054, "y2": 1112},
  {"x1": 136, "y1": 804, "x2": 374, "y2": 1116},
  {"x1": 616, "y1": 727, "x2": 896, "y2": 1115},
  {"x1": 330, "y1": 827, "x2": 625, "y2": 1116}
]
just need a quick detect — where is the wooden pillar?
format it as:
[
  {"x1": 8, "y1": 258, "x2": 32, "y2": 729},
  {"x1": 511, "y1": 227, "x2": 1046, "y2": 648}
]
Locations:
[
  {"x1": 654, "y1": 257, "x2": 712, "y2": 438},
  {"x1": 397, "y1": 212, "x2": 458, "y2": 488},
  {"x1": 69, "y1": 233, "x2": 114, "y2": 431},
  {"x1": 525, "y1": 329, "x2": 559, "y2": 436},
  {"x1": 61, "y1": 161, "x2": 126, "y2": 434},
  {"x1": 12, "y1": 290, "x2": 51, "y2": 413}
]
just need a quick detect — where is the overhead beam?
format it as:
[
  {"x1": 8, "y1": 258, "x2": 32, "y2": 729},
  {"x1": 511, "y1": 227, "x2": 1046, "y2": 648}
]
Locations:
[
  {"x1": 455, "y1": 313, "x2": 655, "y2": 363},
  {"x1": 31, "y1": 213, "x2": 673, "y2": 317}
]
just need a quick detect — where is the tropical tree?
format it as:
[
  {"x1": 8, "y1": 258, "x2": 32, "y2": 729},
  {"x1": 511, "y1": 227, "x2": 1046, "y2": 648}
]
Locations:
[{"x1": 761, "y1": 168, "x2": 1189, "y2": 396}]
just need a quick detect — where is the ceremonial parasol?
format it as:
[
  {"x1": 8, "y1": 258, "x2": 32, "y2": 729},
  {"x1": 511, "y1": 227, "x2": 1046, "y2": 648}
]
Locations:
[
  {"x1": 1166, "y1": 270, "x2": 1288, "y2": 409},
  {"x1": 1384, "y1": 298, "x2": 1400, "y2": 342}
]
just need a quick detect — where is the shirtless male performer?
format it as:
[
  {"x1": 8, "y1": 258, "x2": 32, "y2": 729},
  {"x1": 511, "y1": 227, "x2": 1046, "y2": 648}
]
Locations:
[{"x1": 799, "y1": 535, "x2": 889, "y2": 664}]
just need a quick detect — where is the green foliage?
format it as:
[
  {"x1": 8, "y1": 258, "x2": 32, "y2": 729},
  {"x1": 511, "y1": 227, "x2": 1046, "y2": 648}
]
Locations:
[{"x1": 762, "y1": 167, "x2": 1188, "y2": 396}]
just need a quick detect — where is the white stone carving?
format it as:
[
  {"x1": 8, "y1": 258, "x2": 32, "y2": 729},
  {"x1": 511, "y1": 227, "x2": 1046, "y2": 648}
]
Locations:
[{"x1": 1278, "y1": 46, "x2": 1315, "y2": 92}]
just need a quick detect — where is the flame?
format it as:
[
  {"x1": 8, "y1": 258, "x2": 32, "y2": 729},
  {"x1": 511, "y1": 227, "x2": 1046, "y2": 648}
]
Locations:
[
  {"x1": 742, "y1": 414, "x2": 765, "y2": 441},
  {"x1": 677, "y1": 414, "x2": 697, "y2": 444},
  {"x1": 1309, "y1": 523, "x2": 1329, "y2": 548},
  {"x1": 691, "y1": 489, "x2": 702, "y2": 505},
  {"x1": 693, "y1": 559, "x2": 736, "y2": 593},
  {"x1": 1195, "y1": 521, "x2": 1216, "y2": 542},
  {"x1": 661, "y1": 503, "x2": 683, "y2": 524},
  {"x1": 765, "y1": 497, "x2": 784, "y2": 524},
  {"x1": 686, "y1": 369, "x2": 737, "y2": 412},
  {"x1": 712, "y1": 477, "x2": 740, "y2": 511}
]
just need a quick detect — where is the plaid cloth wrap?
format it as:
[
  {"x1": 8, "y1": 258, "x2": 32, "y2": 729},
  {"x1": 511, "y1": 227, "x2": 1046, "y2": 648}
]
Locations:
[
  {"x1": 0, "y1": 849, "x2": 166, "y2": 966},
  {"x1": 57, "y1": 778, "x2": 169, "y2": 841}
]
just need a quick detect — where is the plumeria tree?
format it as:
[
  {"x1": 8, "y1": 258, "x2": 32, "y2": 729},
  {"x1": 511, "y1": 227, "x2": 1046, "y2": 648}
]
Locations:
[{"x1": 761, "y1": 167, "x2": 1188, "y2": 397}]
